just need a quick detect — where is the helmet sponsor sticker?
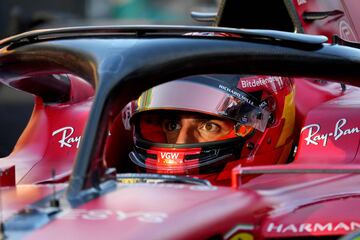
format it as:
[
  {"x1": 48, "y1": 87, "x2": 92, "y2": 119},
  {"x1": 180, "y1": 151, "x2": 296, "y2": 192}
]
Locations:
[
  {"x1": 238, "y1": 76, "x2": 284, "y2": 91},
  {"x1": 218, "y1": 84, "x2": 255, "y2": 105},
  {"x1": 52, "y1": 126, "x2": 82, "y2": 149},
  {"x1": 158, "y1": 152, "x2": 185, "y2": 165},
  {"x1": 301, "y1": 118, "x2": 359, "y2": 147}
]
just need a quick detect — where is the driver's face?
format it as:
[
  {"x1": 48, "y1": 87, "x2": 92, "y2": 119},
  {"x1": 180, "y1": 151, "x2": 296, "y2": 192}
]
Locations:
[{"x1": 139, "y1": 111, "x2": 235, "y2": 144}]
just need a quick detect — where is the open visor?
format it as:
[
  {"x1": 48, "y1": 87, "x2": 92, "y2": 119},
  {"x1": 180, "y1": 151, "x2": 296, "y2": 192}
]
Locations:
[{"x1": 125, "y1": 79, "x2": 270, "y2": 132}]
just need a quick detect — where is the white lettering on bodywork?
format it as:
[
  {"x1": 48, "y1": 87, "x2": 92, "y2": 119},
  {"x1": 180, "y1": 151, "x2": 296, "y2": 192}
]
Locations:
[
  {"x1": 267, "y1": 222, "x2": 360, "y2": 233},
  {"x1": 301, "y1": 118, "x2": 359, "y2": 147},
  {"x1": 58, "y1": 209, "x2": 167, "y2": 223},
  {"x1": 117, "y1": 211, "x2": 167, "y2": 223},
  {"x1": 339, "y1": 20, "x2": 357, "y2": 41},
  {"x1": 52, "y1": 126, "x2": 82, "y2": 148}
]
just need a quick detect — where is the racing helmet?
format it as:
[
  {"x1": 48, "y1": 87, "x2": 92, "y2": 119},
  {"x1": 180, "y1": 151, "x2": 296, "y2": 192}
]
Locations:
[{"x1": 122, "y1": 74, "x2": 295, "y2": 185}]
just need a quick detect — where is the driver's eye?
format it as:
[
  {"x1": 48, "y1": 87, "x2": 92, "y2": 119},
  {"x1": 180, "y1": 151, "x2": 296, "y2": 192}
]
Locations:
[
  {"x1": 162, "y1": 120, "x2": 181, "y2": 132},
  {"x1": 200, "y1": 121, "x2": 221, "y2": 133}
]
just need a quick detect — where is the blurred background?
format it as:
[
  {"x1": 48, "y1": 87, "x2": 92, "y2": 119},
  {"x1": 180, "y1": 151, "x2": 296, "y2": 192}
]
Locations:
[
  {"x1": 0, "y1": 0, "x2": 219, "y2": 38},
  {"x1": 0, "y1": 0, "x2": 219, "y2": 157}
]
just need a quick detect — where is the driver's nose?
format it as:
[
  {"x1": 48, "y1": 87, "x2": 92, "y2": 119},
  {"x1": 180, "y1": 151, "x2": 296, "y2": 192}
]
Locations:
[{"x1": 175, "y1": 120, "x2": 197, "y2": 144}]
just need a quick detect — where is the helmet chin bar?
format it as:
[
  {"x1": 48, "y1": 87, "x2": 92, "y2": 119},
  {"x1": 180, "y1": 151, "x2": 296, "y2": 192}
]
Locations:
[{"x1": 128, "y1": 136, "x2": 247, "y2": 175}]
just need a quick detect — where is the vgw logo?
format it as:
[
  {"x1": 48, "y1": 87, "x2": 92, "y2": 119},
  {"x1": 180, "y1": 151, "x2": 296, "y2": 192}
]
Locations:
[
  {"x1": 160, "y1": 152, "x2": 180, "y2": 159},
  {"x1": 158, "y1": 152, "x2": 184, "y2": 165}
]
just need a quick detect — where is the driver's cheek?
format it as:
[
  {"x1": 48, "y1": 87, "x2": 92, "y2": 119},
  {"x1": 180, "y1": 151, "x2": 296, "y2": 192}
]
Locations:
[
  {"x1": 178, "y1": 128, "x2": 220, "y2": 143},
  {"x1": 198, "y1": 131, "x2": 223, "y2": 142},
  {"x1": 165, "y1": 131, "x2": 179, "y2": 144},
  {"x1": 176, "y1": 126, "x2": 223, "y2": 143}
]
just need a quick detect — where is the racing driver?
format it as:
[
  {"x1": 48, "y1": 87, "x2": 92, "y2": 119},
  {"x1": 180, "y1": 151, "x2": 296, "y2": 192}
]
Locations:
[{"x1": 120, "y1": 74, "x2": 296, "y2": 185}]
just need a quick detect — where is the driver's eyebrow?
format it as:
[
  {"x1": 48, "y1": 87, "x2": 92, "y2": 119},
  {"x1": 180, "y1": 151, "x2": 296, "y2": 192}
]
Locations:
[
  {"x1": 159, "y1": 111, "x2": 225, "y2": 122},
  {"x1": 186, "y1": 117, "x2": 223, "y2": 125}
]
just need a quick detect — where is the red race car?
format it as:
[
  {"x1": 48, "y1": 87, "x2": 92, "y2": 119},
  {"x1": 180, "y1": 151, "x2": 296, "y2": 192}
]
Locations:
[
  {"x1": 0, "y1": 24, "x2": 359, "y2": 239},
  {"x1": 3, "y1": 0, "x2": 360, "y2": 186}
]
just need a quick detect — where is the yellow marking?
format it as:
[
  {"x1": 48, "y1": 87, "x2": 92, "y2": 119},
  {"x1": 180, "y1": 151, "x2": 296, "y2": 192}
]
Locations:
[
  {"x1": 118, "y1": 178, "x2": 141, "y2": 184},
  {"x1": 229, "y1": 233, "x2": 254, "y2": 240},
  {"x1": 276, "y1": 87, "x2": 295, "y2": 147}
]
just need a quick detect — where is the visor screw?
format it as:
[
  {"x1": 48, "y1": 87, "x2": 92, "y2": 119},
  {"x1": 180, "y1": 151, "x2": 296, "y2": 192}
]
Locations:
[
  {"x1": 267, "y1": 138, "x2": 271, "y2": 144},
  {"x1": 246, "y1": 142, "x2": 255, "y2": 150}
]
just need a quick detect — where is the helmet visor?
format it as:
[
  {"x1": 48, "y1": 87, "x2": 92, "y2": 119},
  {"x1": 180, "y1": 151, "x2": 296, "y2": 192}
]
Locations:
[
  {"x1": 136, "y1": 111, "x2": 247, "y2": 144},
  {"x1": 132, "y1": 80, "x2": 270, "y2": 132}
]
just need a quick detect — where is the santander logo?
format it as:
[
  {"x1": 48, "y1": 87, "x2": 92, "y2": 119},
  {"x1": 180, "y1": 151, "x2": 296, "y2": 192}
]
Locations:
[{"x1": 301, "y1": 118, "x2": 359, "y2": 147}]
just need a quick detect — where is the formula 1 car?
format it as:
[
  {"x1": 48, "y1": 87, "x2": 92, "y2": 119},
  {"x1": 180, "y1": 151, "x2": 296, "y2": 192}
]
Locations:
[
  {"x1": 2, "y1": 0, "x2": 360, "y2": 186},
  {"x1": 0, "y1": 24, "x2": 359, "y2": 239}
]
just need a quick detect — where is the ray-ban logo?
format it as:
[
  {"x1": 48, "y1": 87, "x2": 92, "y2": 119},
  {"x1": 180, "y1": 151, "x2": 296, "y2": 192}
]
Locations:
[
  {"x1": 52, "y1": 126, "x2": 81, "y2": 148},
  {"x1": 301, "y1": 118, "x2": 359, "y2": 147}
]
